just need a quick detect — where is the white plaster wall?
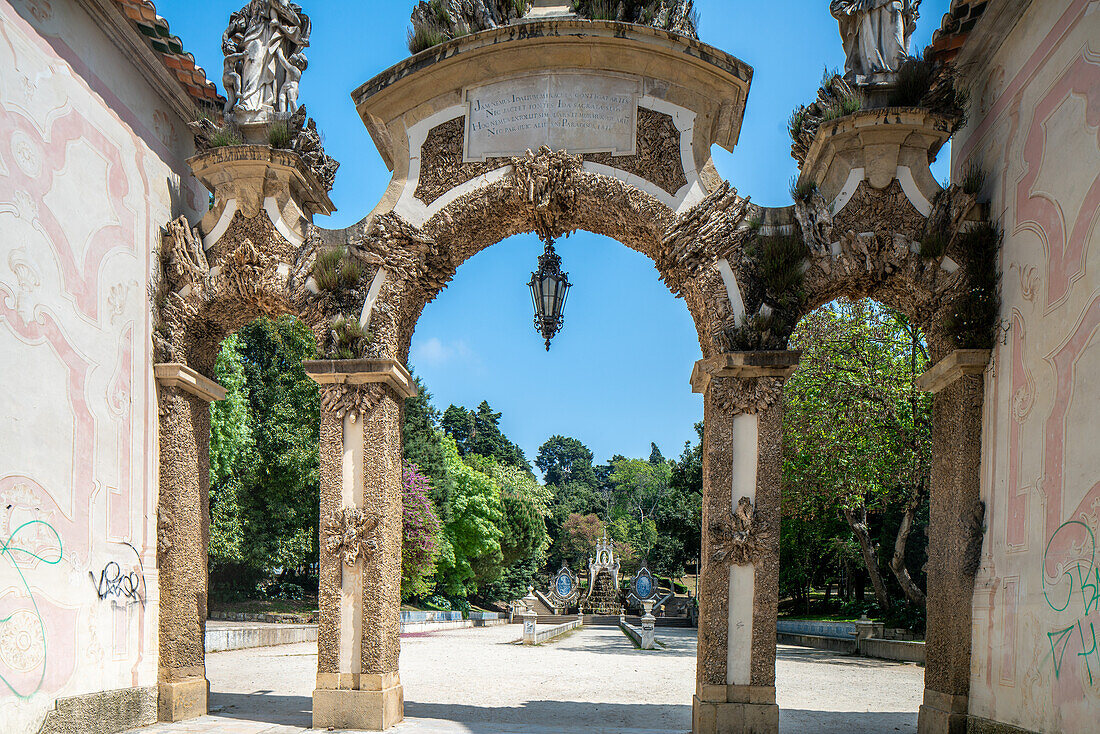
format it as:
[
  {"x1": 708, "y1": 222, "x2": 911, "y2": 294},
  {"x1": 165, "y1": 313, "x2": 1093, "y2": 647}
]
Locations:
[
  {"x1": 0, "y1": 1, "x2": 203, "y2": 730},
  {"x1": 956, "y1": 2, "x2": 1100, "y2": 732}
]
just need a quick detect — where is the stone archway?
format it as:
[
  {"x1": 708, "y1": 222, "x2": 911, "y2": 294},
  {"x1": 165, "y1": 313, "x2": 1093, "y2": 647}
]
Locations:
[{"x1": 155, "y1": 15, "x2": 995, "y2": 734}]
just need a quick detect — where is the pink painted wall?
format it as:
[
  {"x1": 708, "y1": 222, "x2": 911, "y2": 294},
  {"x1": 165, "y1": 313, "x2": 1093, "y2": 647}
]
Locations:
[
  {"x1": 0, "y1": 0, "x2": 204, "y2": 731},
  {"x1": 957, "y1": 1, "x2": 1100, "y2": 731}
]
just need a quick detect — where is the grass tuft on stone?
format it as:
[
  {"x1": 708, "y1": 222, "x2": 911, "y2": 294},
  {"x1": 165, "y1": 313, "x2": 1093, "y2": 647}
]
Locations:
[
  {"x1": 330, "y1": 316, "x2": 371, "y2": 360},
  {"x1": 945, "y1": 222, "x2": 1002, "y2": 349},
  {"x1": 961, "y1": 164, "x2": 987, "y2": 197},
  {"x1": 210, "y1": 126, "x2": 243, "y2": 148},
  {"x1": 407, "y1": 23, "x2": 446, "y2": 54},
  {"x1": 267, "y1": 121, "x2": 294, "y2": 149},
  {"x1": 313, "y1": 247, "x2": 345, "y2": 292},
  {"x1": 790, "y1": 177, "x2": 818, "y2": 204}
]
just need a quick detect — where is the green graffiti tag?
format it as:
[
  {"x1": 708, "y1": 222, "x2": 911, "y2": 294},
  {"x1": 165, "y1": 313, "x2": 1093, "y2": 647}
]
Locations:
[
  {"x1": 0, "y1": 520, "x2": 63, "y2": 698},
  {"x1": 1042, "y1": 521, "x2": 1097, "y2": 615}
]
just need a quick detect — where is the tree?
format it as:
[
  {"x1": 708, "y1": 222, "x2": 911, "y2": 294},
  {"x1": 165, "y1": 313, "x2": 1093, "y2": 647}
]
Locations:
[
  {"x1": 558, "y1": 513, "x2": 605, "y2": 568},
  {"x1": 442, "y1": 401, "x2": 528, "y2": 469},
  {"x1": 783, "y1": 299, "x2": 931, "y2": 613},
  {"x1": 402, "y1": 462, "x2": 442, "y2": 599},
  {"x1": 648, "y1": 442, "x2": 665, "y2": 465},
  {"x1": 403, "y1": 377, "x2": 453, "y2": 520},
  {"x1": 209, "y1": 333, "x2": 252, "y2": 573},
  {"x1": 434, "y1": 436, "x2": 504, "y2": 597},
  {"x1": 536, "y1": 436, "x2": 598, "y2": 487},
  {"x1": 207, "y1": 316, "x2": 321, "y2": 599}
]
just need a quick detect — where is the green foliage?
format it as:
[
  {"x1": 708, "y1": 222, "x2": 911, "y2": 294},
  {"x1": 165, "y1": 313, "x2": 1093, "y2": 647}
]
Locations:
[
  {"x1": 210, "y1": 126, "x2": 243, "y2": 148},
  {"x1": 790, "y1": 177, "x2": 818, "y2": 204},
  {"x1": 536, "y1": 435, "x2": 597, "y2": 487},
  {"x1": 329, "y1": 316, "x2": 370, "y2": 360},
  {"x1": 783, "y1": 300, "x2": 931, "y2": 616},
  {"x1": 442, "y1": 401, "x2": 529, "y2": 469},
  {"x1": 945, "y1": 222, "x2": 1002, "y2": 349},
  {"x1": 403, "y1": 377, "x2": 455, "y2": 520},
  {"x1": 267, "y1": 121, "x2": 294, "y2": 149},
  {"x1": 208, "y1": 317, "x2": 320, "y2": 602},
  {"x1": 434, "y1": 436, "x2": 504, "y2": 597},
  {"x1": 889, "y1": 55, "x2": 936, "y2": 107}
]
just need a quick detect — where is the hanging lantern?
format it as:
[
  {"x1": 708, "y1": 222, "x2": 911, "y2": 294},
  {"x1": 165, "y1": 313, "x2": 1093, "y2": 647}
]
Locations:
[{"x1": 528, "y1": 237, "x2": 571, "y2": 351}]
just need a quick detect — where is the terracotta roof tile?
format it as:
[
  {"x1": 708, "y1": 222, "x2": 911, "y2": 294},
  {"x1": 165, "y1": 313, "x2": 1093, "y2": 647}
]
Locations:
[
  {"x1": 111, "y1": 0, "x2": 224, "y2": 111},
  {"x1": 928, "y1": 0, "x2": 990, "y2": 62}
]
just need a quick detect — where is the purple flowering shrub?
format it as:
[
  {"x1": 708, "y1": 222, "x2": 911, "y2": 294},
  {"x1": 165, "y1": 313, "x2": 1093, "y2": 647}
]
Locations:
[{"x1": 402, "y1": 461, "x2": 442, "y2": 599}]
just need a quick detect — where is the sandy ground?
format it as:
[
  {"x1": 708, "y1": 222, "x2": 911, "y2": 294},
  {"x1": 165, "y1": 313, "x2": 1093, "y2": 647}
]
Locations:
[{"x1": 131, "y1": 624, "x2": 923, "y2": 733}]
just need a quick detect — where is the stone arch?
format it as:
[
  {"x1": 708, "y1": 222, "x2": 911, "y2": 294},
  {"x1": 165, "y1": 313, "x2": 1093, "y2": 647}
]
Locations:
[
  {"x1": 155, "y1": 15, "x2": 998, "y2": 734},
  {"x1": 152, "y1": 146, "x2": 342, "y2": 722},
  {"x1": 344, "y1": 152, "x2": 745, "y2": 365}
]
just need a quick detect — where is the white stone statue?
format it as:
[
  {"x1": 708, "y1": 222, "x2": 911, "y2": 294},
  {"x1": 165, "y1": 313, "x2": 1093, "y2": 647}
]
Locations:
[
  {"x1": 831, "y1": 0, "x2": 920, "y2": 80},
  {"x1": 222, "y1": 0, "x2": 311, "y2": 122}
]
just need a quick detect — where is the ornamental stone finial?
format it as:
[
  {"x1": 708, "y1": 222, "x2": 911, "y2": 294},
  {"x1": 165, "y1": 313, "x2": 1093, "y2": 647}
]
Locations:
[
  {"x1": 222, "y1": 0, "x2": 311, "y2": 125},
  {"x1": 830, "y1": 0, "x2": 920, "y2": 81}
]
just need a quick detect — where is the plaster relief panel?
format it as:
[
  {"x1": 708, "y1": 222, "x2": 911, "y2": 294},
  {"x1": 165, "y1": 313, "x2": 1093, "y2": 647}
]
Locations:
[{"x1": 464, "y1": 71, "x2": 641, "y2": 161}]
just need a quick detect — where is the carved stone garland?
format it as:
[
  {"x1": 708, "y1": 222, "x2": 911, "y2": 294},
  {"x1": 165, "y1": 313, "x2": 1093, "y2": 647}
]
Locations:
[
  {"x1": 712, "y1": 376, "x2": 786, "y2": 416},
  {"x1": 319, "y1": 383, "x2": 386, "y2": 421},
  {"x1": 323, "y1": 507, "x2": 381, "y2": 567},
  {"x1": 711, "y1": 496, "x2": 769, "y2": 566}
]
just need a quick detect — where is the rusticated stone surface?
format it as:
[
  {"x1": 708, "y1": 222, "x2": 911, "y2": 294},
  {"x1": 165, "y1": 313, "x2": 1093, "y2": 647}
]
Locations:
[
  {"x1": 317, "y1": 405, "x2": 342, "y2": 677},
  {"x1": 925, "y1": 371, "x2": 986, "y2": 698},
  {"x1": 415, "y1": 108, "x2": 689, "y2": 206},
  {"x1": 586, "y1": 108, "x2": 688, "y2": 196},
  {"x1": 697, "y1": 374, "x2": 787, "y2": 689},
  {"x1": 156, "y1": 386, "x2": 211, "y2": 688},
  {"x1": 360, "y1": 390, "x2": 404, "y2": 675},
  {"x1": 698, "y1": 379, "x2": 735, "y2": 687},
  {"x1": 414, "y1": 117, "x2": 507, "y2": 205}
]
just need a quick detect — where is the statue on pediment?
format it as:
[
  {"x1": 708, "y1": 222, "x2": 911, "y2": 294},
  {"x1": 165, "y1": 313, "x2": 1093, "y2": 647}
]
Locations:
[
  {"x1": 831, "y1": 0, "x2": 920, "y2": 80},
  {"x1": 222, "y1": 0, "x2": 311, "y2": 122}
]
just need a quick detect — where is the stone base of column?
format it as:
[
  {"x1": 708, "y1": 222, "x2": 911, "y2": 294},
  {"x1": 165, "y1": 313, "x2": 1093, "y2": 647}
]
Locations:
[
  {"x1": 157, "y1": 677, "x2": 208, "y2": 722},
  {"x1": 313, "y1": 673, "x2": 404, "y2": 731},
  {"x1": 918, "y1": 690, "x2": 969, "y2": 734},
  {"x1": 693, "y1": 685, "x2": 778, "y2": 734}
]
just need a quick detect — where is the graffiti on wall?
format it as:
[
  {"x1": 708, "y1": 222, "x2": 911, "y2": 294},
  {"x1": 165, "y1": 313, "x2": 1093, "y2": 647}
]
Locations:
[
  {"x1": 0, "y1": 518, "x2": 62, "y2": 698},
  {"x1": 1043, "y1": 520, "x2": 1100, "y2": 687},
  {"x1": 89, "y1": 543, "x2": 145, "y2": 606}
]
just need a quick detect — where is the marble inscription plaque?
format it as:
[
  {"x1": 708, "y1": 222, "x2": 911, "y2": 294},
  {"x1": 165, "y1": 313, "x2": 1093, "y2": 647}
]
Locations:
[{"x1": 464, "y1": 72, "x2": 641, "y2": 162}]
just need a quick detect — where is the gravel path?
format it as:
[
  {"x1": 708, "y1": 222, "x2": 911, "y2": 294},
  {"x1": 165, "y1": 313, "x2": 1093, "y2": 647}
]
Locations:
[{"x1": 131, "y1": 624, "x2": 923, "y2": 733}]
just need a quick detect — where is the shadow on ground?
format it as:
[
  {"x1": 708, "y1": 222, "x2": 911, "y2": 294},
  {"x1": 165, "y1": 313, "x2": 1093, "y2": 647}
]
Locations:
[
  {"x1": 210, "y1": 691, "x2": 313, "y2": 728},
  {"x1": 778, "y1": 644, "x2": 926, "y2": 669},
  {"x1": 404, "y1": 700, "x2": 692, "y2": 730},
  {"x1": 207, "y1": 691, "x2": 916, "y2": 734},
  {"x1": 781, "y1": 709, "x2": 917, "y2": 733}
]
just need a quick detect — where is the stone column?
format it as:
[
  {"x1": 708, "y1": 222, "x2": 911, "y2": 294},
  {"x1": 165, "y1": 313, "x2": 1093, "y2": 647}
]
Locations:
[
  {"x1": 153, "y1": 364, "x2": 227, "y2": 722},
  {"x1": 305, "y1": 359, "x2": 416, "y2": 731},
  {"x1": 691, "y1": 352, "x2": 799, "y2": 734},
  {"x1": 916, "y1": 350, "x2": 991, "y2": 734}
]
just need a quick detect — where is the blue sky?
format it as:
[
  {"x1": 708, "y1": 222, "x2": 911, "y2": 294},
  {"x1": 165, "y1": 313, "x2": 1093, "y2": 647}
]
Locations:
[{"x1": 158, "y1": 0, "x2": 951, "y2": 467}]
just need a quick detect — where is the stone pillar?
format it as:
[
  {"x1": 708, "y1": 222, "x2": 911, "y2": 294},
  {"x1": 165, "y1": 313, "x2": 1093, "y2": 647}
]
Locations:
[
  {"x1": 691, "y1": 352, "x2": 799, "y2": 734},
  {"x1": 305, "y1": 359, "x2": 416, "y2": 731},
  {"x1": 916, "y1": 350, "x2": 991, "y2": 734},
  {"x1": 153, "y1": 364, "x2": 227, "y2": 722}
]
